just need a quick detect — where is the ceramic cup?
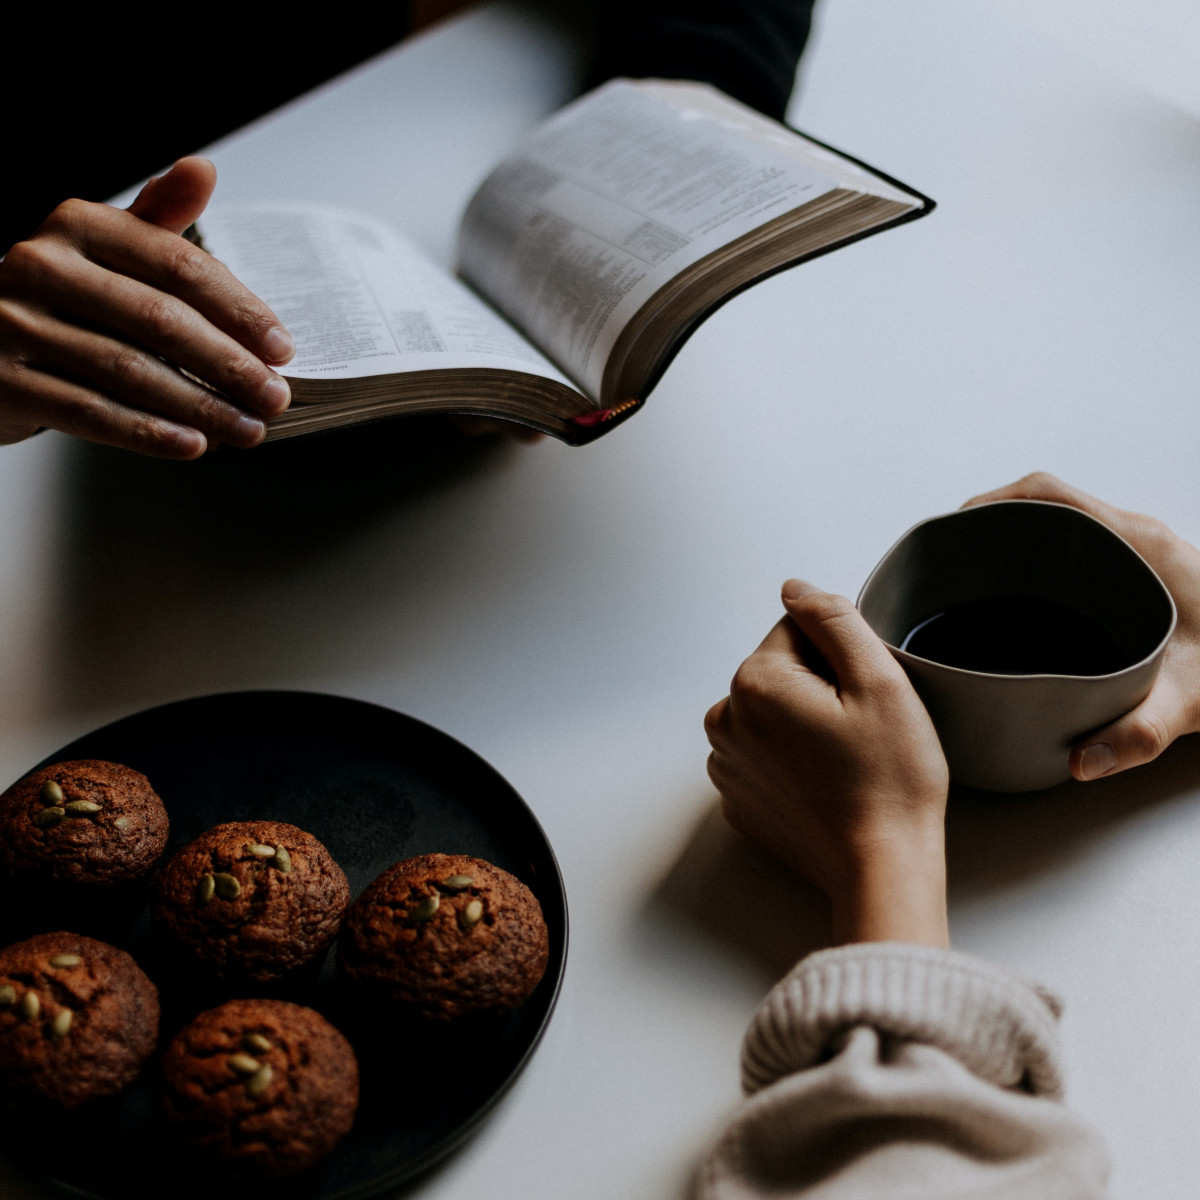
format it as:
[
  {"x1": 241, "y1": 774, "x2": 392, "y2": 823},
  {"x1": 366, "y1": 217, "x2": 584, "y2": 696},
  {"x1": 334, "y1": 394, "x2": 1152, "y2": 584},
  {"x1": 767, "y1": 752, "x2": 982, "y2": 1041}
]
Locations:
[{"x1": 857, "y1": 500, "x2": 1177, "y2": 792}]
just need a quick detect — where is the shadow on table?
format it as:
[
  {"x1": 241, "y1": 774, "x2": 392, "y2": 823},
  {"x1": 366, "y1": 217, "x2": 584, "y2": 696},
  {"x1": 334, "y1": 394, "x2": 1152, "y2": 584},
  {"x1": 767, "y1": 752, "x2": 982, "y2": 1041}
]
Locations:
[
  {"x1": 646, "y1": 798, "x2": 832, "y2": 985},
  {"x1": 648, "y1": 735, "x2": 1200, "y2": 982},
  {"x1": 44, "y1": 419, "x2": 521, "y2": 716},
  {"x1": 946, "y1": 731, "x2": 1200, "y2": 899},
  {"x1": 60, "y1": 417, "x2": 506, "y2": 569}
]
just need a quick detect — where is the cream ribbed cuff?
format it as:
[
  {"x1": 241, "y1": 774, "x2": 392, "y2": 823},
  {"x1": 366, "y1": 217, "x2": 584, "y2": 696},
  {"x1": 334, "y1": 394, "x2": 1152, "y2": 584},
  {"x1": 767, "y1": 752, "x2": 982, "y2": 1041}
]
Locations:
[{"x1": 742, "y1": 943, "x2": 1064, "y2": 1100}]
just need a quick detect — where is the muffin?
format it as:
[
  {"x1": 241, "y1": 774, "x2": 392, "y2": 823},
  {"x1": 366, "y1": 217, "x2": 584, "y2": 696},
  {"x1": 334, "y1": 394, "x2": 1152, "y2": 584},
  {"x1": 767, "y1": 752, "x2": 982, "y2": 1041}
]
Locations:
[
  {"x1": 0, "y1": 760, "x2": 169, "y2": 890},
  {"x1": 0, "y1": 932, "x2": 159, "y2": 1112},
  {"x1": 338, "y1": 853, "x2": 549, "y2": 1021},
  {"x1": 151, "y1": 821, "x2": 349, "y2": 984},
  {"x1": 160, "y1": 998, "x2": 358, "y2": 1178}
]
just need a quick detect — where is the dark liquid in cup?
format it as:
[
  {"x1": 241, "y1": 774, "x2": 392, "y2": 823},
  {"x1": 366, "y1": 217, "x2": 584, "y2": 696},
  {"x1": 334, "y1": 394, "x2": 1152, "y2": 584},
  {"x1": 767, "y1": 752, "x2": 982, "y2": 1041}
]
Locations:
[{"x1": 900, "y1": 596, "x2": 1130, "y2": 676}]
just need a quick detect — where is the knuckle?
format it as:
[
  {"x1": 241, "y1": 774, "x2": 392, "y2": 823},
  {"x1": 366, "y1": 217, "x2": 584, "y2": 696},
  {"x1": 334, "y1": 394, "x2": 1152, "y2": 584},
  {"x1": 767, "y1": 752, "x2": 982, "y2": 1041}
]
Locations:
[
  {"x1": 139, "y1": 292, "x2": 185, "y2": 342},
  {"x1": 1, "y1": 237, "x2": 57, "y2": 285},
  {"x1": 218, "y1": 351, "x2": 264, "y2": 396},
  {"x1": 862, "y1": 666, "x2": 906, "y2": 703},
  {"x1": 186, "y1": 383, "x2": 240, "y2": 432},
  {"x1": 729, "y1": 658, "x2": 776, "y2": 705},
  {"x1": 126, "y1": 410, "x2": 182, "y2": 455},
  {"x1": 1013, "y1": 470, "x2": 1064, "y2": 497},
  {"x1": 108, "y1": 346, "x2": 150, "y2": 393},
  {"x1": 0, "y1": 297, "x2": 39, "y2": 342},
  {"x1": 47, "y1": 385, "x2": 170, "y2": 454},
  {"x1": 42, "y1": 197, "x2": 94, "y2": 239},
  {"x1": 236, "y1": 299, "x2": 277, "y2": 340},
  {"x1": 166, "y1": 242, "x2": 215, "y2": 289},
  {"x1": 1128, "y1": 713, "x2": 1171, "y2": 761},
  {"x1": 703, "y1": 699, "x2": 727, "y2": 741},
  {"x1": 44, "y1": 388, "x2": 102, "y2": 434},
  {"x1": 1129, "y1": 513, "x2": 1174, "y2": 556}
]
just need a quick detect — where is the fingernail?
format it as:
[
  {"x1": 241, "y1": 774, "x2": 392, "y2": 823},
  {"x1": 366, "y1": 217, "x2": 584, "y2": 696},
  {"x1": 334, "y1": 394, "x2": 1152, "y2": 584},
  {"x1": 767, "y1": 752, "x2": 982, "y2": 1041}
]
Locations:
[
  {"x1": 173, "y1": 428, "x2": 206, "y2": 459},
  {"x1": 234, "y1": 414, "x2": 266, "y2": 446},
  {"x1": 781, "y1": 579, "x2": 806, "y2": 602},
  {"x1": 260, "y1": 375, "x2": 290, "y2": 415},
  {"x1": 263, "y1": 327, "x2": 294, "y2": 363},
  {"x1": 1079, "y1": 742, "x2": 1116, "y2": 780}
]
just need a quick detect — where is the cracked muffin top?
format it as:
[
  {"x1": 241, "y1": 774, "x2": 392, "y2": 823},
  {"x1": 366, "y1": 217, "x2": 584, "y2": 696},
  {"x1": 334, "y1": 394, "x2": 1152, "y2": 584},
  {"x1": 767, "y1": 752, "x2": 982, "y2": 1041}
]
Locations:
[
  {"x1": 338, "y1": 853, "x2": 549, "y2": 1021},
  {"x1": 0, "y1": 760, "x2": 169, "y2": 889},
  {"x1": 0, "y1": 931, "x2": 159, "y2": 1111},
  {"x1": 151, "y1": 821, "x2": 349, "y2": 984},
  {"x1": 160, "y1": 997, "x2": 359, "y2": 1178}
]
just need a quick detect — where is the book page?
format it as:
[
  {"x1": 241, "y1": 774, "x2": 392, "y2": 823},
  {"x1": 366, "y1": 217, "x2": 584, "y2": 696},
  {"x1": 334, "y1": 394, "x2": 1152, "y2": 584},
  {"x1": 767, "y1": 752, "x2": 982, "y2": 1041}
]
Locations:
[
  {"x1": 197, "y1": 205, "x2": 574, "y2": 389},
  {"x1": 457, "y1": 80, "x2": 846, "y2": 398},
  {"x1": 638, "y1": 82, "x2": 917, "y2": 204}
]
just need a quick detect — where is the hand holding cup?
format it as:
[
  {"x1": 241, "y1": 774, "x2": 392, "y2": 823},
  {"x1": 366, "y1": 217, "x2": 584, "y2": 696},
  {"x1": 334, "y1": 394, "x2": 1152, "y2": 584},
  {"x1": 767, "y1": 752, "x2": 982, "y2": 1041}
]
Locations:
[
  {"x1": 705, "y1": 581, "x2": 950, "y2": 948},
  {"x1": 963, "y1": 473, "x2": 1200, "y2": 782}
]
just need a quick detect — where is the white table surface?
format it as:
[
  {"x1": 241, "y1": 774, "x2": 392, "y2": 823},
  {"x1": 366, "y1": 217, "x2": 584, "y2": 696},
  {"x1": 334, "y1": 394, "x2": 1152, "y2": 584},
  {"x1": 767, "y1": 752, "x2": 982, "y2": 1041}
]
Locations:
[{"x1": 3, "y1": 2, "x2": 1199, "y2": 1196}]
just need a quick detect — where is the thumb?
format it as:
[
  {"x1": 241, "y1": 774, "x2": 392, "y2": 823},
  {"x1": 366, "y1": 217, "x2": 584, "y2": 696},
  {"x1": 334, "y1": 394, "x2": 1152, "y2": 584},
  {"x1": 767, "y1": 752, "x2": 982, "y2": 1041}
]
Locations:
[
  {"x1": 127, "y1": 157, "x2": 217, "y2": 235},
  {"x1": 1071, "y1": 679, "x2": 1188, "y2": 780}
]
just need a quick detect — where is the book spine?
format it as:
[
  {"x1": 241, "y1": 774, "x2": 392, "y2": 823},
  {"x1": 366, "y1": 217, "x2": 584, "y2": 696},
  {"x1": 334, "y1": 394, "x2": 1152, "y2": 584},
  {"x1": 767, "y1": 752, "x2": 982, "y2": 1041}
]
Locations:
[{"x1": 568, "y1": 398, "x2": 641, "y2": 429}]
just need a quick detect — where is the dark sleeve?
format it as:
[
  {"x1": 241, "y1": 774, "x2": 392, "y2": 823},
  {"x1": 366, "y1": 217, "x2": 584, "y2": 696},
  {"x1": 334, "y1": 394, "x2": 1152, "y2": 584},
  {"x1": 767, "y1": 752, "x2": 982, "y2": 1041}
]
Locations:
[
  {"x1": 1, "y1": 16, "x2": 408, "y2": 254},
  {"x1": 589, "y1": 0, "x2": 816, "y2": 120}
]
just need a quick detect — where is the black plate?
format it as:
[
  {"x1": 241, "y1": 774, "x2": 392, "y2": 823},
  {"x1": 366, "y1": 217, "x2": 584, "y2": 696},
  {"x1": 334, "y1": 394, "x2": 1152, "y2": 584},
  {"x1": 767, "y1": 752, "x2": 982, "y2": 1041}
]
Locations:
[{"x1": 4, "y1": 691, "x2": 567, "y2": 1199}]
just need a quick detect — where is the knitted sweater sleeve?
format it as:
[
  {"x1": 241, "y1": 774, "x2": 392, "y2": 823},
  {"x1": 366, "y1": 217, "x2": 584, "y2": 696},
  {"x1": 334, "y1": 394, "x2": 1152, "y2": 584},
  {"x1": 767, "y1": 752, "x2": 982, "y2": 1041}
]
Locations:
[{"x1": 695, "y1": 943, "x2": 1112, "y2": 1199}]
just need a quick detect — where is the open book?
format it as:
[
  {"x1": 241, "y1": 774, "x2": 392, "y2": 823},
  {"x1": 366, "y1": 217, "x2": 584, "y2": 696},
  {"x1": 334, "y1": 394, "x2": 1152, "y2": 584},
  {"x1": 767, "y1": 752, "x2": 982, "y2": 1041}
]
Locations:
[{"x1": 198, "y1": 79, "x2": 934, "y2": 445}]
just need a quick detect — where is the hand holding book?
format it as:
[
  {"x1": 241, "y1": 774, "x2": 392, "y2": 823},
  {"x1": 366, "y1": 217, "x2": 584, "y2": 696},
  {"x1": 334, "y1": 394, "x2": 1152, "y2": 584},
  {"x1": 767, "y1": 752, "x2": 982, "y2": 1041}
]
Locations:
[{"x1": 0, "y1": 159, "x2": 295, "y2": 458}]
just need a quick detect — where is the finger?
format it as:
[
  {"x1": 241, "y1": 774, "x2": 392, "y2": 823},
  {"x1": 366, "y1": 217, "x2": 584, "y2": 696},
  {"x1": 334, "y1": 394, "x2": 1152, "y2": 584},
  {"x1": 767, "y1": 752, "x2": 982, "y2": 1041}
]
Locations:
[
  {"x1": 703, "y1": 697, "x2": 731, "y2": 745},
  {"x1": 11, "y1": 309, "x2": 267, "y2": 449},
  {"x1": 9, "y1": 240, "x2": 291, "y2": 417},
  {"x1": 961, "y1": 472, "x2": 1122, "y2": 528},
  {"x1": 704, "y1": 754, "x2": 748, "y2": 833},
  {"x1": 717, "y1": 791, "x2": 750, "y2": 839},
  {"x1": 127, "y1": 158, "x2": 217, "y2": 235},
  {"x1": 0, "y1": 408, "x2": 45, "y2": 445},
  {"x1": 28, "y1": 201, "x2": 295, "y2": 369},
  {"x1": 779, "y1": 579, "x2": 902, "y2": 696},
  {"x1": 705, "y1": 749, "x2": 724, "y2": 791},
  {"x1": 1071, "y1": 676, "x2": 1192, "y2": 781},
  {"x1": 962, "y1": 471, "x2": 1075, "y2": 508},
  {"x1": 960, "y1": 473, "x2": 1175, "y2": 566},
  {"x1": 8, "y1": 369, "x2": 207, "y2": 459}
]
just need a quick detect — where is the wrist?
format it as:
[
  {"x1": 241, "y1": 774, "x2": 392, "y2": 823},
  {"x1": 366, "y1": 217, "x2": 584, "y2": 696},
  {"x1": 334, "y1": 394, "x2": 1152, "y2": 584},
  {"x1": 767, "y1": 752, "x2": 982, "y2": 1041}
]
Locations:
[{"x1": 829, "y1": 824, "x2": 949, "y2": 948}]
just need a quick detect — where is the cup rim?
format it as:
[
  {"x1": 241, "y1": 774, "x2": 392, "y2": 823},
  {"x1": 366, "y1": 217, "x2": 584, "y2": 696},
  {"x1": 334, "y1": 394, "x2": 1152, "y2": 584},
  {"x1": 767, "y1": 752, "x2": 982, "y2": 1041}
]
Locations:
[{"x1": 856, "y1": 499, "x2": 1179, "y2": 681}]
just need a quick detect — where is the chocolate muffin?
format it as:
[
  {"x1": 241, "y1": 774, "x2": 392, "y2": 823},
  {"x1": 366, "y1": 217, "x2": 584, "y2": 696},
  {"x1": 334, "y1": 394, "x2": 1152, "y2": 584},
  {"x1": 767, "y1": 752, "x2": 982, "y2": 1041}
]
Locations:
[
  {"x1": 0, "y1": 932, "x2": 159, "y2": 1112},
  {"x1": 160, "y1": 998, "x2": 358, "y2": 1178},
  {"x1": 0, "y1": 760, "x2": 169, "y2": 889},
  {"x1": 151, "y1": 821, "x2": 349, "y2": 984},
  {"x1": 338, "y1": 853, "x2": 550, "y2": 1021}
]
